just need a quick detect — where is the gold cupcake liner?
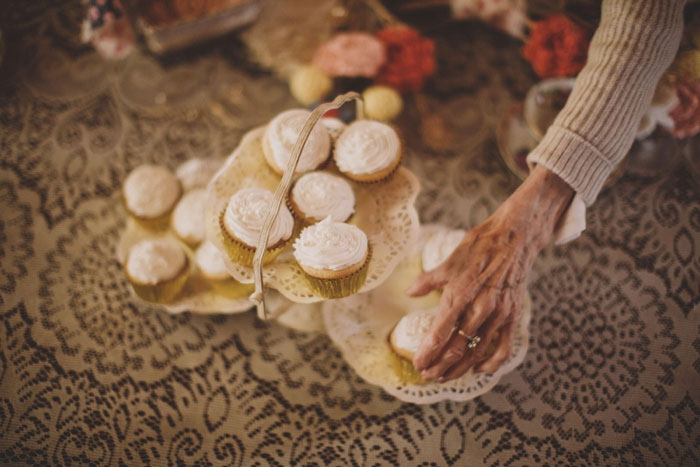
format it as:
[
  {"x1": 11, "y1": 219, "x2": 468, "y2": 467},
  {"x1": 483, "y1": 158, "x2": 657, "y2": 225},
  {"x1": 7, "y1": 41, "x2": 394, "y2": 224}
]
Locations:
[
  {"x1": 207, "y1": 277, "x2": 256, "y2": 299},
  {"x1": 335, "y1": 147, "x2": 403, "y2": 185},
  {"x1": 284, "y1": 196, "x2": 307, "y2": 238},
  {"x1": 301, "y1": 244, "x2": 372, "y2": 299},
  {"x1": 333, "y1": 123, "x2": 404, "y2": 185},
  {"x1": 128, "y1": 259, "x2": 190, "y2": 304},
  {"x1": 122, "y1": 187, "x2": 181, "y2": 233},
  {"x1": 218, "y1": 210, "x2": 289, "y2": 267},
  {"x1": 132, "y1": 213, "x2": 173, "y2": 232},
  {"x1": 387, "y1": 345, "x2": 427, "y2": 386}
]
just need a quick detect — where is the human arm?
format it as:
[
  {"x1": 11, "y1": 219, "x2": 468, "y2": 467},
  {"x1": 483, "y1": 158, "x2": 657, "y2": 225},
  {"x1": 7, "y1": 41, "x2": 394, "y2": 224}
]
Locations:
[{"x1": 408, "y1": 0, "x2": 686, "y2": 382}]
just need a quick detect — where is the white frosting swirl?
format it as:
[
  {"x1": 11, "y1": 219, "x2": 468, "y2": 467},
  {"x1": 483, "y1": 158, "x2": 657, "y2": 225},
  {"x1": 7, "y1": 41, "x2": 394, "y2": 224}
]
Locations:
[
  {"x1": 123, "y1": 165, "x2": 180, "y2": 218},
  {"x1": 391, "y1": 308, "x2": 438, "y2": 357},
  {"x1": 320, "y1": 117, "x2": 346, "y2": 142},
  {"x1": 292, "y1": 172, "x2": 355, "y2": 222},
  {"x1": 224, "y1": 188, "x2": 294, "y2": 248},
  {"x1": 171, "y1": 189, "x2": 207, "y2": 244},
  {"x1": 421, "y1": 228, "x2": 466, "y2": 271},
  {"x1": 195, "y1": 241, "x2": 230, "y2": 280},
  {"x1": 175, "y1": 157, "x2": 224, "y2": 191},
  {"x1": 293, "y1": 217, "x2": 368, "y2": 271},
  {"x1": 266, "y1": 109, "x2": 331, "y2": 173},
  {"x1": 334, "y1": 121, "x2": 400, "y2": 175},
  {"x1": 126, "y1": 239, "x2": 186, "y2": 285}
]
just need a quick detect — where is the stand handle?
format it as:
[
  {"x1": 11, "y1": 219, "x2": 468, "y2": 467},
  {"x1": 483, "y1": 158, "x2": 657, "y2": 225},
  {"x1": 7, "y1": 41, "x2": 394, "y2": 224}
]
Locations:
[{"x1": 250, "y1": 92, "x2": 364, "y2": 320}]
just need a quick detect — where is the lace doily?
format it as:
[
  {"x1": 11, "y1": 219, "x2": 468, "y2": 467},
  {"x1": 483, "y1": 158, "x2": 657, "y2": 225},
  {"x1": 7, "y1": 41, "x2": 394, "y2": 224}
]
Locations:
[
  {"x1": 206, "y1": 126, "x2": 421, "y2": 303},
  {"x1": 322, "y1": 225, "x2": 531, "y2": 404},
  {"x1": 276, "y1": 303, "x2": 325, "y2": 333},
  {"x1": 261, "y1": 289, "x2": 325, "y2": 333},
  {"x1": 117, "y1": 220, "x2": 253, "y2": 314}
]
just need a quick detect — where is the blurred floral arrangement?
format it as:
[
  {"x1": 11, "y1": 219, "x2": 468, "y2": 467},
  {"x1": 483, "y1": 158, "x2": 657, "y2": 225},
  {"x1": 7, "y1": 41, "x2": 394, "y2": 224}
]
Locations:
[
  {"x1": 521, "y1": 14, "x2": 590, "y2": 79},
  {"x1": 79, "y1": 0, "x2": 700, "y2": 139},
  {"x1": 288, "y1": 25, "x2": 436, "y2": 122},
  {"x1": 636, "y1": 12, "x2": 700, "y2": 141},
  {"x1": 81, "y1": 0, "x2": 135, "y2": 60}
]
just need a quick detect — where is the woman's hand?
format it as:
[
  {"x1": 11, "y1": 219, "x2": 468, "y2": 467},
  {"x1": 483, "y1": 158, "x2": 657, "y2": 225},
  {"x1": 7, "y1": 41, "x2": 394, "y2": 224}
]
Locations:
[{"x1": 406, "y1": 165, "x2": 574, "y2": 382}]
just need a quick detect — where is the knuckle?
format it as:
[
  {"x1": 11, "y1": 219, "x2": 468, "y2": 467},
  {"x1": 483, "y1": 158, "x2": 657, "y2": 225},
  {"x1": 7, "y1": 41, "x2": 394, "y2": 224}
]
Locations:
[{"x1": 445, "y1": 347, "x2": 465, "y2": 362}]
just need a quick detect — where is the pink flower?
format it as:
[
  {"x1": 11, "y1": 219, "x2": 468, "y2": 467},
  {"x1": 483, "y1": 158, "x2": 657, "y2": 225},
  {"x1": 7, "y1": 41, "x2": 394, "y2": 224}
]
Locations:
[
  {"x1": 312, "y1": 32, "x2": 386, "y2": 78},
  {"x1": 669, "y1": 76, "x2": 700, "y2": 139}
]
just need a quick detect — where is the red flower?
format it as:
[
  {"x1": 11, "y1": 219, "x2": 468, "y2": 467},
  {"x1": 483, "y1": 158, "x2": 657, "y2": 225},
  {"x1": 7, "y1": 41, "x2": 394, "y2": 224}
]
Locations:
[
  {"x1": 375, "y1": 26, "x2": 436, "y2": 93},
  {"x1": 522, "y1": 14, "x2": 590, "y2": 79},
  {"x1": 669, "y1": 76, "x2": 700, "y2": 139}
]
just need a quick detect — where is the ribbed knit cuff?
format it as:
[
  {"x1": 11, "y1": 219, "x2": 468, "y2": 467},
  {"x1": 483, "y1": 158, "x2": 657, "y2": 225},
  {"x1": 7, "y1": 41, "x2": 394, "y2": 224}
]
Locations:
[{"x1": 527, "y1": 125, "x2": 613, "y2": 207}]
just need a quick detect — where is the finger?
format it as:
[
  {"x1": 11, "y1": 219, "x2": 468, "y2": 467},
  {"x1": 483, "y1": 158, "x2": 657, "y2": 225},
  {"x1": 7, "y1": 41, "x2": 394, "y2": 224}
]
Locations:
[
  {"x1": 469, "y1": 290, "x2": 511, "y2": 361},
  {"x1": 412, "y1": 279, "x2": 479, "y2": 370},
  {"x1": 406, "y1": 268, "x2": 447, "y2": 297},
  {"x1": 420, "y1": 333, "x2": 469, "y2": 381},
  {"x1": 459, "y1": 290, "x2": 498, "y2": 339},
  {"x1": 440, "y1": 292, "x2": 510, "y2": 382},
  {"x1": 474, "y1": 316, "x2": 516, "y2": 374},
  {"x1": 440, "y1": 351, "x2": 480, "y2": 382}
]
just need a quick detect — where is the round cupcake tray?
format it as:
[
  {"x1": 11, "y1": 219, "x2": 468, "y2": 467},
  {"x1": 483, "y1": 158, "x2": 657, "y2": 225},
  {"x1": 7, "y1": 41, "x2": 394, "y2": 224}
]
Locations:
[
  {"x1": 117, "y1": 220, "x2": 325, "y2": 332},
  {"x1": 322, "y1": 225, "x2": 532, "y2": 404},
  {"x1": 205, "y1": 126, "x2": 421, "y2": 306}
]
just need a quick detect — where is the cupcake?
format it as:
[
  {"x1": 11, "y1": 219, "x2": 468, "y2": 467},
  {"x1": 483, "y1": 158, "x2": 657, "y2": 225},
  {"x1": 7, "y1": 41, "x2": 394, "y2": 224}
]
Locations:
[
  {"x1": 293, "y1": 217, "x2": 370, "y2": 298},
  {"x1": 289, "y1": 171, "x2": 355, "y2": 225},
  {"x1": 333, "y1": 120, "x2": 402, "y2": 183},
  {"x1": 125, "y1": 238, "x2": 189, "y2": 303},
  {"x1": 421, "y1": 228, "x2": 466, "y2": 272},
  {"x1": 388, "y1": 307, "x2": 437, "y2": 384},
  {"x1": 262, "y1": 109, "x2": 332, "y2": 175},
  {"x1": 171, "y1": 189, "x2": 207, "y2": 246},
  {"x1": 220, "y1": 187, "x2": 295, "y2": 267},
  {"x1": 194, "y1": 241, "x2": 254, "y2": 298},
  {"x1": 123, "y1": 165, "x2": 181, "y2": 230},
  {"x1": 175, "y1": 157, "x2": 224, "y2": 191},
  {"x1": 320, "y1": 117, "x2": 347, "y2": 143}
]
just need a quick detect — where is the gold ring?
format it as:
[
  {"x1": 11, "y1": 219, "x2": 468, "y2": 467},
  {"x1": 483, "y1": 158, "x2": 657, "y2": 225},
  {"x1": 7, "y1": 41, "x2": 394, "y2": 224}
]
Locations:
[{"x1": 457, "y1": 329, "x2": 481, "y2": 349}]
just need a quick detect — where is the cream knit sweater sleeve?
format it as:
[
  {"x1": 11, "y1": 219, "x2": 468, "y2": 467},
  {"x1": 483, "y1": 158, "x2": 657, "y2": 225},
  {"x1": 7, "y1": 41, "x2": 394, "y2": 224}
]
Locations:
[{"x1": 527, "y1": 0, "x2": 686, "y2": 206}]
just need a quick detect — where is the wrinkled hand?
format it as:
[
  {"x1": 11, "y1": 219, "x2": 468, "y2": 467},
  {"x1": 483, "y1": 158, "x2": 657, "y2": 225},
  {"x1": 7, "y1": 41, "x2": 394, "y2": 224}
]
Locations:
[{"x1": 407, "y1": 166, "x2": 574, "y2": 382}]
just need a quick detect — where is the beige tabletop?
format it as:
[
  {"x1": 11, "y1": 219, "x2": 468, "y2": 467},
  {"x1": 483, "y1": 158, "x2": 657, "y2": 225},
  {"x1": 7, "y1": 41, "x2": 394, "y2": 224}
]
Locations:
[{"x1": 1, "y1": 3, "x2": 699, "y2": 466}]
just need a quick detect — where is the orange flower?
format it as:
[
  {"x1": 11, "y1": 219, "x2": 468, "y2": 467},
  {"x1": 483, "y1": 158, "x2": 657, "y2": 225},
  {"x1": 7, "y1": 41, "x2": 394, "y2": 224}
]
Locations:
[{"x1": 522, "y1": 14, "x2": 590, "y2": 79}]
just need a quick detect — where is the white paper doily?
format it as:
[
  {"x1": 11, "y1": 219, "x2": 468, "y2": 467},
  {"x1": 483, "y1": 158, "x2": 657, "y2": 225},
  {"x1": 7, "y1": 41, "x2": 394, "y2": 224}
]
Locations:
[
  {"x1": 205, "y1": 126, "x2": 421, "y2": 303},
  {"x1": 275, "y1": 303, "x2": 325, "y2": 333},
  {"x1": 117, "y1": 220, "x2": 254, "y2": 314},
  {"x1": 322, "y1": 225, "x2": 531, "y2": 404}
]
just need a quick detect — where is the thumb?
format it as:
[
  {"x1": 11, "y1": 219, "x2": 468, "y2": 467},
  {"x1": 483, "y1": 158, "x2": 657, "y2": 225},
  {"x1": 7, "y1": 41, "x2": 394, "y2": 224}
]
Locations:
[{"x1": 406, "y1": 269, "x2": 445, "y2": 297}]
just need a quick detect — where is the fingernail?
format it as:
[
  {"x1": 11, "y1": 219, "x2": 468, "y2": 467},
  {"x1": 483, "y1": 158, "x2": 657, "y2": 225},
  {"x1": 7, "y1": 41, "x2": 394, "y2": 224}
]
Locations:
[{"x1": 437, "y1": 376, "x2": 446, "y2": 383}]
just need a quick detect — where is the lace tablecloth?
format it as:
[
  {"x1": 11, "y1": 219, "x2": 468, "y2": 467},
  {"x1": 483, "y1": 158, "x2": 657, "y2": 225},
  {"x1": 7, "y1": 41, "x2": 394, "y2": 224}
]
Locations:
[{"x1": 1, "y1": 3, "x2": 699, "y2": 466}]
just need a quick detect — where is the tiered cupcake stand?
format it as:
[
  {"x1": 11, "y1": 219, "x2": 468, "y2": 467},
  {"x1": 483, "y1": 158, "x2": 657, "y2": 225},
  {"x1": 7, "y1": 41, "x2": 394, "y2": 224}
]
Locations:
[{"x1": 119, "y1": 93, "x2": 530, "y2": 403}]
